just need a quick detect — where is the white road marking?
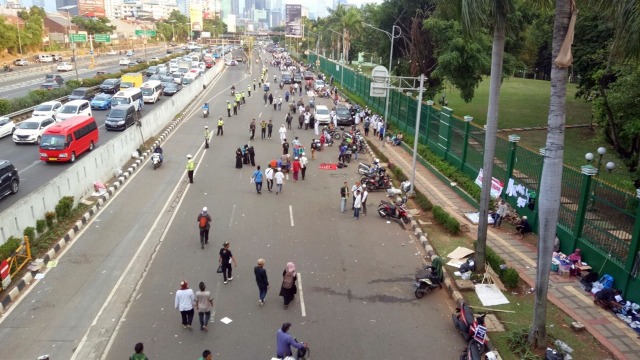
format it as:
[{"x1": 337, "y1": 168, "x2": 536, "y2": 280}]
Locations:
[
  {"x1": 289, "y1": 205, "x2": 294, "y2": 226},
  {"x1": 298, "y1": 272, "x2": 306, "y2": 317},
  {"x1": 259, "y1": 112, "x2": 262, "y2": 117},
  {"x1": 229, "y1": 204, "x2": 236, "y2": 227}
]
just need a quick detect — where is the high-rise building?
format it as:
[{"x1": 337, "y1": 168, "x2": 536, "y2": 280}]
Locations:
[
  {"x1": 56, "y1": 0, "x2": 79, "y2": 15},
  {"x1": 33, "y1": 0, "x2": 45, "y2": 8},
  {"x1": 231, "y1": 0, "x2": 239, "y2": 16}
]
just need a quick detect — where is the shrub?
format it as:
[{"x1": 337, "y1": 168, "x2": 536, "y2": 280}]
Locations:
[
  {"x1": 45, "y1": 211, "x2": 57, "y2": 228},
  {"x1": 55, "y1": 196, "x2": 75, "y2": 219},
  {"x1": 501, "y1": 268, "x2": 520, "y2": 288},
  {"x1": 485, "y1": 244, "x2": 505, "y2": 272},
  {"x1": 0, "y1": 98, "x2": 11, "y2": 115},
  {"x1": 432, "y1": 205, "x2": 461, "y2": 235},
  {"x1": 414, "y1": 190, "x2": 433, "y2": 210},
  {"x1": 36, "y1": 219, "x2": 47, "y2": 234},
  {"x1": 23, "y1": 227, "x2": 36, "y2": 242},
  {"x1": 0, "y1": 236, "x2": 21, "y2": 261}
]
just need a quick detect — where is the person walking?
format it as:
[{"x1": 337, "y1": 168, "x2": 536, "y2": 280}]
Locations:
[
  {"x1": 314, "y1": 116, "x2": 320, "y2": 135},
  {"x1": 285, "y1": 90, "x2": 290, "y2": 103},
  {"x1": 282, "y1": 139, "x2": 289, "y2": 155},
  {"x1": 279, "y1": 262, "x2": 297, "y2": 308},
  {"x1": 265, "y1": 164, "x2": 274, "y2": 192},
  {"x1": 310, "y1": 140, "x2": 317, "y2": 160},
  {"x1": 195, "y1": 282, "x2": 213, "y2": 331},
  {"x1": 361, "y1": 185, "x2": 369, "y2": 216},
  {"x1": 494, "y1": 199, "x2": 507, "y2": 228},
  {"x1": 364, "y1": 116, "x2": 371, "y2": 136},
  {"x1": 263, "y1": 92, "x2": 268, "y2": 105},
  {"x1": 275, "y1": 167, "x2": 285, "y2": 194},
  {"x1": 217, "y1": 117, "x2": 224, "y2": 136},
  {"x1": 279, "y1": 124, "x2": 287, "y2": 144},
  {"x1": 286, "y1": 112, "x2": 293, "y2": 129},
  {"x1": 129, "y1": 342, "x2": 148, "y2": 360},
  {"x1": 252, "y1": 165, "x2": 263, "y2": 194},
  {"x1": 276, "y1": 323, "x2": 307, "y2": 358},
  {"x1": 233, "y1": 101, "x2": 238, "y2": 115},
  {"x1": 197, "y1": 207, "x2": 212, "y2": 249},
  {"x1": 300, "y1": 152, "x2": 308, "y2": 180},
  {"x1": 273, "y1": 97, "x2": 277, "y2": 110},
  {"x1": 260, "y1": 119, "x2": 267, "y2": 139},
  {"x1": 254, "y1": 258, "x2": 269, "y2": 306},
  {"x1": 249, "y1": 119, "x2": 256, "y2": 140},
  {"x1": 353, "y1": 190, "x2": 362, "y2": 220},
  {"x1": 218, "y1": 241, "x2": 237, "y2": 284},
  {"x1": 292, "y1": 157, "x2": 301, "y2": 181},
  {"x1": 267, "y1": 120, "x2": 274, "y2": 139},
  {"x1": 174, "y1": 280, "x2": 195, "y2": 329},
  {"x1": 227, "y1": 101, "x2": 231, "y2": 117},
  {"x1": 379, "y1": 121, "x2": 385, "y2": 142},
  {"x1": 340, "y1": 182, "x2": 350, "y2": 213},
  {"x1": 351, "y1": 181, "x2": 362, "y2": 210},
  {"x1": 204, "y1": 125, "x2": 211, "y2": 149},
  {"x1": 235, "y1": 147, "x2": 243, "y2": 168},
  {"x1": 278, "y1": 96, "x2": 283, "y2": 110},
  {"x1": 247, "y1": 84, "x2": 252, "y2": 97},
  {"x1": 248, "y1": 146, "x2": 256, "y2": 166},
  {"x1": 186, "y1": 154, "x2": 195, "y2": 184}
]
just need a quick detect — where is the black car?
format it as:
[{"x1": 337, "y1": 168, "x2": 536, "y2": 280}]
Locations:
[
  {"x1": 282, "y1": 73, "x2": 293, "y2": 84},
  {"x1": 163, "y1": 82, "x2": 182, "y2": 96},
  {"x1": 135, "y1": 58, "x2": 146, "y2": 64},
  {"x1": 159, "y1": 75, "x2": 174, "y2": 83},
  {"x1": 293, "y1": 73, "x2": 303, "y2": 84},
  {"x1": 166, "y1": 49, "x2": 173, "y2": 54},
  {"x1": 335, "y1": 105, "x2": 354, "y2": 126},
  {"x1": 105, "y1": 104, "x2": 137, "y2": 131},
  {"x1": 40, "y1": 81, "x2": 63, "y2": 90},
  {"x1": 304, "y1": 71, "x2": 314, "y2": 80},
  {"x1": 0, "y1": 159, "x2": 19, "y2": 200},
  {"x1": 99, "y1": 78, "x2": 121, "y2": 94},
  {"x1": 145, "y1": 66, "x2": 160, "y2": 77},
  {"x1": 45, "y1": 74, "x2": 64, "y2": 85},
  {"x1": 68, "y1": 87, "x2": 96, "y2": 101}
]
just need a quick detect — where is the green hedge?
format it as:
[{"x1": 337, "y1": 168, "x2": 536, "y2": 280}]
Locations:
[
  {"x1": 432, "y1": 205, "x2": 461, "y2": 235},
  {"x1": 55, "y1": 196, "x2": 74, "y2": 220},
  {"x1": 0, "y1": 236, "x2": 21, "y2": 262}
]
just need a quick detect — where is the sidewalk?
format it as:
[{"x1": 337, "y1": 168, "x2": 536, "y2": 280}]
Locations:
[{"x1": 374, "y1": 140, "x2": 640, "y2": 360}]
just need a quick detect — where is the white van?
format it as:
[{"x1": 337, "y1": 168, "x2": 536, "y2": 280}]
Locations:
[
  {"x1": 141, "y1": 80, "x2": 163, "y2": 104},
  {"x1": 111, "y1": 88, "x2": 144, "y2": 112},
  {"x1": 38, "y1": 54, "x2": 54, "y2": 63}
]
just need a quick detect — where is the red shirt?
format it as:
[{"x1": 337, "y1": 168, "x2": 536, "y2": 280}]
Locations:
[{"x1": 292, "y1": 160, "x2": 301, "y2": 172}]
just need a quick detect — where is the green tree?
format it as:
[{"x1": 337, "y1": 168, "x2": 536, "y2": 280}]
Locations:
[
  {"x1": 529, "y1": 0, "x2": 573, "y2": 348},
  {"x1": 71, "y1": 16, "x2": 115, "y2": 35}
]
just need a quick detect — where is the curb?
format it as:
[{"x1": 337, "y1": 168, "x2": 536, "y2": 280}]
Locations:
[{"x1": 0, "y1": 111, "x2": 189, "y2": 314}]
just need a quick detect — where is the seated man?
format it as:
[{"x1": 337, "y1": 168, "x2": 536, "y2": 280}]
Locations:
[
  {"x1": 594, "y1": 288, "x2": 623, "y2": 311},
  {"x1": 515, "y1": 216, "x2": 532, "y2": 238},
  {"x1": 568, "y1": 248, "x2": 583, "y2": 276},
  {"x1": 393, "y1": 132, "x2": 404, "y2": 146}
]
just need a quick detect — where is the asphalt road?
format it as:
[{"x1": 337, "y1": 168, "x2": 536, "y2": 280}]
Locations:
[
  {"x1": 0, "y1": 50, "x2": 467, "y2": 359},
  {"x1": 0, "y1": 46, "x2": 168, "y2": 99},
  {"x1": 0, "y1": 51, "x2": 216, "y2": 213}
]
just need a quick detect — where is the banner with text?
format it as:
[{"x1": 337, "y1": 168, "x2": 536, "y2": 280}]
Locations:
[
  {"x1": 474, "y1": 168, "x2": 505, "y2": 199},
  {"x1": 285, "y1": 4, "x2": 302, "y2": 38},
  {"x1": 78, "y1": 0, "x2": 105, "y2": 17},
  {"x1": 190, "y1": 0, "x2": 203, "y2": 32}
]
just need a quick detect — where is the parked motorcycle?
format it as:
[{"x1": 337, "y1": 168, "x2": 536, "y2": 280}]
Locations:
[
  {"x1": 151, "y1": 152, "x2": 162, "y2": 170},
  {"x1": 460, "y1": 338, "x2": 487, "y2": 360},
  {"x1": 361, "y1": 175, "x2": 392, "y2": 191},
  {"x1": 414, "y1": 259, "x2": 444, "y2": 299},
  {"x1": 377, "y1": 197, "x2": 409, "y2": 224},
  {"x1": 452, "y1": 302, "x2": 488, "y2": 347}
]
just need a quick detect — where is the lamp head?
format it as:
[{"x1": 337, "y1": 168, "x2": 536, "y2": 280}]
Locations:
[
  {"x1": 585, "y1": 152, "x2": 594, "y2": 162},
  {"x1": 597, "y1": 147, "x2": 607, "y2": 155},
  {"x1": 606, "y1": 161, "x2": 615, "y2": 172}
]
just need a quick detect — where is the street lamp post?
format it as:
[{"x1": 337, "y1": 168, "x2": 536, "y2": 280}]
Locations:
[
  {"x1": 364, "y1": 23, "x2": 401, "y2": 142},
  {"x1": 168, "y1": 20, "x2": 176, "y2": 43},
  {"x1": 585, "y1": 147, "x2": 615, "y2": 209},
  {"x1": 328, "y1": 29, "x2": 345, "y2": 87}
]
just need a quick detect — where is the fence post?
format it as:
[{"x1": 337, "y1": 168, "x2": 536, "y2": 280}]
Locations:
[
  {"x1": 572, "y1": 165, "x2": 598, "y2": 247},
  {"x1": 624, "y1": 190, "x2": 640, "y2": 278},
  {"x1": 504, "y1": 134, "x2": 521, "y2": 194},
  {"x1": 425, "y1": 101, "x2": 435, "y2": 147},
  {"x1": 460, "y1": 116, "x2": 475, "y2": 172}
]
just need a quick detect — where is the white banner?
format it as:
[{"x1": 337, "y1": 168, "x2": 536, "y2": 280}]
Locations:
[{"x1": 474, "y1": 168, "x2": 504, "y2": 198}]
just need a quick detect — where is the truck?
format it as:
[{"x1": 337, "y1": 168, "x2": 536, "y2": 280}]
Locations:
[
  {"x1": 178, "y1": 60, "x2": 192, "y2": 75},
  {"x1": 120, "y1": 73, "x2": 143, "y2": 89}
]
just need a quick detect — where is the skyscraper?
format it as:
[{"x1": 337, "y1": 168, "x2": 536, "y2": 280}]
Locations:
[{"x1": 33, "y1": 0, "x2": 45, "y2": 8}]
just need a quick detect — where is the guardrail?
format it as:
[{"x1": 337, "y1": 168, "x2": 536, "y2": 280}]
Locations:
[{"x1": 4, "y1": 85, "x2": 100, "y2": 123}]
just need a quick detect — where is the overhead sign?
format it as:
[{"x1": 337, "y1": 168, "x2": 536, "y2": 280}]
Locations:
[
  {"x1": 285, "y1": 4, "x2": 302, "y2": 38},
  {"x1": 70, "y1": 34, "x2": 87, "y2": 43},
  {"x1": 201, "y1": 31, "x2": 211, "y2": 38},
  {"x1": 94, "y1": 34, "x2": 111, "y2": 43},
  {"x1": 135, "y1": 30, "x2": 156, "y2": 37}
]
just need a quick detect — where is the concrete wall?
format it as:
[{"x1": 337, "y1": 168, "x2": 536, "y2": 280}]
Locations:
[{"x1": 0, "y1": 64, "x2": 223, "y2": 244}]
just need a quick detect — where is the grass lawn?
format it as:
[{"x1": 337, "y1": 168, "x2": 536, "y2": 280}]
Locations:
[{"x1": 443, "y1": 77, "x2": 593, "y2": 128}]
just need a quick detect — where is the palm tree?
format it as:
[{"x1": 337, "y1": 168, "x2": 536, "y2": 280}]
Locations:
[{"x1": 528, "y1": 0, "x2": 573, "y2": 347}]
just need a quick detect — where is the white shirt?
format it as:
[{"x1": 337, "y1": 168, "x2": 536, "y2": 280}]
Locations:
[
  {"x1": 300, "y1": 156, "x2": 308, "y2": 168},
  {"x1": 362, "y1": 190, "x2": 368, "y2": 203},
  {"x1": 354, "y1": 194, "x2": 362, "y2": 208},
  {"x1": 265, "y1": 167, "x2": 274, "y2": 180},
  {"x1": 175, "y1": 288, "x2": 195, "y2": 311},
  {"x1": 275, "y1": 171, "x2": 285, "y2": 184},
  {"x1": 279, "y1": 126, "x2": 287, "y2": 136}
]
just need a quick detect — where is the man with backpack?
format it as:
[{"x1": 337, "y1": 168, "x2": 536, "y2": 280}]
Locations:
[{"x1": 197, "y1": 207, "x2": 212, "y2": 249}]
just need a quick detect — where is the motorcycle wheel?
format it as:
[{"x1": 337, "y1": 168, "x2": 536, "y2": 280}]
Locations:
[
  {"x1": 333, "y1": 133, "x2": 341, "y2": 140},
  {"x1": 377, "y1": 208, "x2": 387, "y2": 218},
  {"x1": 153, "y1": 162, "x2": 157, "y2": 170},
  {"x1": 359, "y1": 147, "x2": 367, "y2": 154},
  {"x1": 402, "y1": 216, "x2": 410, "y2": 224},
  {"x1": 415, "y1": 288, "x2": 424, "y2": 299}
]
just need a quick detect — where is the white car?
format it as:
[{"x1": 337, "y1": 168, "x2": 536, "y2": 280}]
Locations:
[
  {"x1": 150, "y1": 56, "x2": 161, "y2": 62},
  {"x1": 106, "y1": 50, "x2": 118, "y2": 55},
  {"x1": 314, "y1": 80, "x2": 325, "y2": 91},
  {"x1": 314, "y1": 105, "x2": 331, "y2": 125},
  {"x1": 0, "y1": 116, "x2": 15, "y2": 138},
  {"x1": 119, "y1": 58, "x2": 131, "y2": 66},
  {"x1": 14, "y1": 58, "x2": 29, "y2": 66},
  {"x1": 12, "y1": 116, "x2": 57, "y2": 144},
  {"x1": 55, "y1": 100, "x2": 92, "y2": 121},
  {"x1": 32, "y1": 101, "x2": 63, "y2": 119},
  {"x1": 56, "y1": 62, "x2": 73, "y2": 72}
]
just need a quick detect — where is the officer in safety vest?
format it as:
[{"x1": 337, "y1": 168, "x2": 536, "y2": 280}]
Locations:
[
  {"x1": 217, "y1": 117, "x2": 224, "y2": 136},
  {"x1": 186, "y1": 154, "x2": 195, "y2": 184},
  {"x1": 248, "y1": 84, "x2": 252, "y2": 97},
  {"x1": 227, "y1": 100, "x2": 231, "y2": 117}
]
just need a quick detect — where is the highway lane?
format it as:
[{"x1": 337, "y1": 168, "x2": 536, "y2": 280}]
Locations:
[
  {"x1": 0, "y1": 46, "x2": 170, "y2": 99},
  {"x1": 0, "y1": 57, "x2": 215, "y2": 213}
]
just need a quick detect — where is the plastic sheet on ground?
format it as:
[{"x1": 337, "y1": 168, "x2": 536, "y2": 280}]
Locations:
[{"x1": 475, "y1": 284, "x2": 510, "y2": 306}]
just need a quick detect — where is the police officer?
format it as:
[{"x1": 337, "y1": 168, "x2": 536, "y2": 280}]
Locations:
[
  {"x1": 227, "y1": 100, "x2": 231, "y2": 117},
  {"x1": 247, "y1": 84, "x2": 251, "y2": 97},
  {"x1": 204, "y1": 125, "x2": 211, "y2": 149},
  {"x1": 186, "y1": 154, "x2": 195, "y2": 183},
  {"x1": 217, "y1": 117, "x2": 224, "y2": 136}
]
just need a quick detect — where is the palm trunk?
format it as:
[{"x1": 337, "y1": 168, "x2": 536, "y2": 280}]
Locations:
[
  {"x1": 476, "y1": 22, "x2": 506, "y2": 273},
  {"x1": 528, "y1": 0, "x2": 572, "y2": 348}
]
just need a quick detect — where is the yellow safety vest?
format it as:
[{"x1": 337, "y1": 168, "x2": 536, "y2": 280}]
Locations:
[
  {"x1": 186, "y1": 159, "x2": 195, "y2": 171},
  {"x1": 218, "y1": 119, "x2": 224, "y2": 126},
  {"x1": 205, "y1": 129, "x2": 210, "y2": 138},
  {"x1": 227, "y1": 103, "x2": 231, "y2": 110}
]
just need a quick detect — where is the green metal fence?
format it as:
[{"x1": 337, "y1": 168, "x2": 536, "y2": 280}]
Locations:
[{"x1": 308, "y1": 52, "x2": 640, "y2": 302}]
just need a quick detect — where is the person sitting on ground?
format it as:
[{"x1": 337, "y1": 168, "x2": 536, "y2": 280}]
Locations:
[
  {"x1": 568, "y1": 248, "x2": 582, "y2": 265},
  {"x1": 514, "y1": 216, "x2": 531, "y2": 238},
  {"x1": 594, "y1": 288, "x2": 623, "y2": 311},
  {"x1": 393, "y1": 132, "x2": 404, "y2": 145}
]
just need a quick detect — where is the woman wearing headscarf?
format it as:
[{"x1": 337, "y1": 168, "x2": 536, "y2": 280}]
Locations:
[
  {"x1": 235, "y1": 147, "x2": 243, "y2": 168},
  {"x1": 279, "y1": 262, "x2": 297, "y2": 309},
  {"x1": 174, "y1": 280, "x2": 195, "y2": 329},
  {"x1": 243, "y1": 144, "x2": 250, "y2": 164}
]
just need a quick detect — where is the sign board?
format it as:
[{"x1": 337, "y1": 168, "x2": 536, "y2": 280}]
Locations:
[
  {"x1": 0, "y1": 259, "x2": 9, "y2": 280},
  {"x1": 201, "y1": 31, "x2": 211, "y2": 38},
  {"x1": 70, "y1": 34, "x2": 87, "y2": 43},
  {"x1": 370, "y1": 82, "x2": 387, "y2": 98},
  {"x1": 474, "y1": 168, "x2": 505, "y2": 198},
  {"x1": 135, "y1": 30, "x2": 156, "y2": 37},
  {"x1": 285, "y1": 4, "x2": 302, "y2": 38},
  {"x1": 94, "y1": 34, "x2": 111, "y2": 43}
]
